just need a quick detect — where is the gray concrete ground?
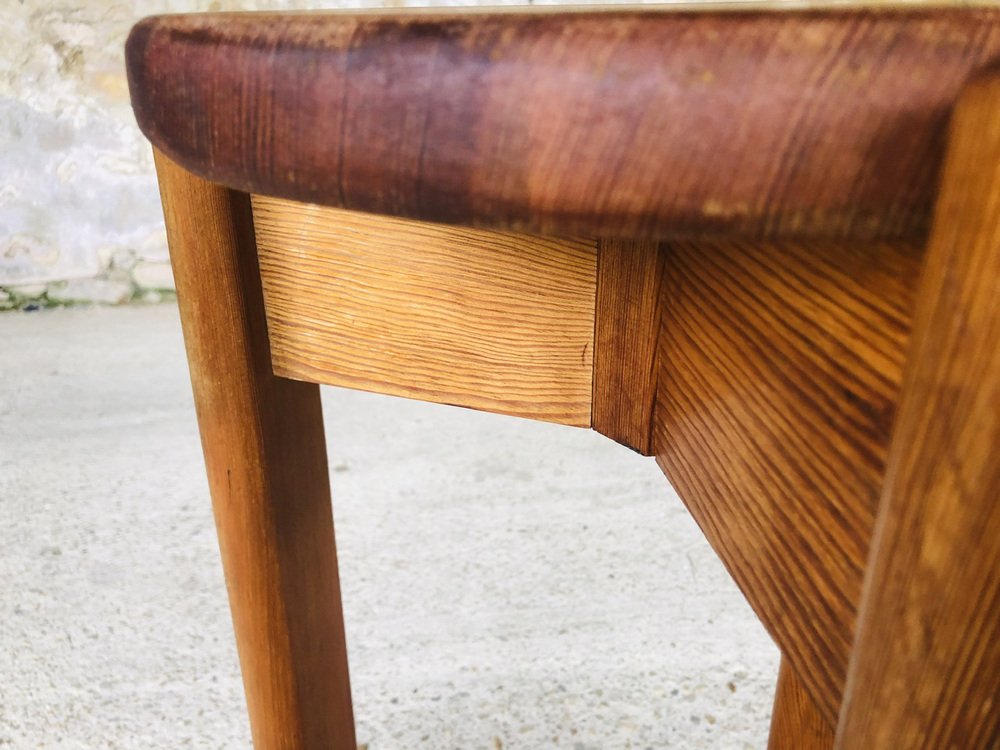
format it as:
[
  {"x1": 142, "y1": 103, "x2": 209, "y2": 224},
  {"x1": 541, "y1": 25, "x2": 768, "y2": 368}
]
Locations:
[{"x1": 0, "y1": 305, "x2": 778, "y2": 749}]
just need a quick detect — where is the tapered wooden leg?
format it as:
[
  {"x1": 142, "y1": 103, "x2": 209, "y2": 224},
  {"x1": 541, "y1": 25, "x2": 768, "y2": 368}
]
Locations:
[
  {"x1": 154, "y1": 150, "x2": 357, "y2": 749},
  {"x1": 768, "y1": 658, "x2": 835, "y2": 750},
  {"x1": 836, "y1": 74, "x2": 1000, "y2": 749}
]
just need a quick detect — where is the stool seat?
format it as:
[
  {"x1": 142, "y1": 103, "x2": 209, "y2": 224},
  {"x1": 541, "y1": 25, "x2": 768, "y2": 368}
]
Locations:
[{"x1": 128, "y1": 7, "x2": 1000, "y2": 239}]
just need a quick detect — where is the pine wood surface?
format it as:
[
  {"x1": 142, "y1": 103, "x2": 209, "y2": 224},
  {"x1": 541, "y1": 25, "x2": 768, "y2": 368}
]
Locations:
[
  {"x1": 592, "y1": 239, "x2": 664, "y2": 454},
  {"x1": 652, "y1": 237, "x2": 922, "y2": 725},
  {"x1": 252, "y1": 196, "x2": 597, "y2": 426},
  {"x1": 127, "y1": 7, "x2": 1000, "y2": 241},
  {"x1": 133, "y1": 8, "x2": 1000, "y2": 746},
  {"x1": 835, "y1": 72, "x2": 1000, "y2": 750},
  {"x1": 768, "y1": 659, "x2": 835, "y2": 750},
  {"x1": 154, "y1": 152, "x2": 357, "y2": 750}
]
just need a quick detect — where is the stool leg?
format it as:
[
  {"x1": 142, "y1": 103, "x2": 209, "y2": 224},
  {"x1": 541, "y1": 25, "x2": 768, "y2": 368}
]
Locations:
[
  {"x1": 836, "y1": 75, "x2": 1000, "y2": 749},
  {"x1": 154, "y1": 150, "x2": 357, "y2": 750},
  {"x1": 767, "y1": 658, "x2": 834, "y2": 750}
]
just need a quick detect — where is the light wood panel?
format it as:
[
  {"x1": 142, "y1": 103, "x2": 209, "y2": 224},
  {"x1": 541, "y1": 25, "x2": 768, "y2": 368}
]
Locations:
[
  {"x1": 127, "y1": 8, "x2": 1000, "y2": 241},
  {"x1": 836, "y1": 73, "x2": 1000, "y2": 750},
  {"x1": 252, "y1": 196, "x2": 597, "y2": 426},
  {"x1": 652, "y1": 236, "x2": 922, "y2": 723},
  {"x1": 768, "y1": 658, "x2": 835, "y2": 750},
  {"x1": 153, "y1": 151, "x2": 356, "y2": 749},
  {"x1": 592, "y1": 239, "x2": 663, "y2": 454}
]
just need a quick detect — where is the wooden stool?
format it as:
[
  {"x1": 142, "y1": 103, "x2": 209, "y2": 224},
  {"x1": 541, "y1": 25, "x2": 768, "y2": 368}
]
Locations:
[{"x1": 126, "y1": 7, "x2": 1000, "y2": 748}]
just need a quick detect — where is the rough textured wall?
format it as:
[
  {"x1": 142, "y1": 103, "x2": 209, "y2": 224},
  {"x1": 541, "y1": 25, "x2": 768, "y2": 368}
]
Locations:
[{"x1": 0, "y1": 0, "x2": 538, "y2": 309}]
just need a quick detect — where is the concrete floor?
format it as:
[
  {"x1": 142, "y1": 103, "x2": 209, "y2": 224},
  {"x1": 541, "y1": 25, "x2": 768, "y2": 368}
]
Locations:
[{"x1": 0, "y1": 305, "x2": 778, "y2": 749}]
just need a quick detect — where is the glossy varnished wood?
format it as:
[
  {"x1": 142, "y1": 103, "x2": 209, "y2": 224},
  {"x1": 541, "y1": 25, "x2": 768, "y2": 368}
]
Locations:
[
  {"x1": 768, "y1": 659, "x2": 835, "y2": 750},
  {"x1": 154, "y1": 152, "x2": 356, "y2": 749},
  {"x1": 835, "y1": 73, "x2": 1000, "y2": 750},
  {"x1": 592, "y1": 239, "x2": 663, "y2": 454},
  {"x1": 652, "y1": 237, "x2": 922, "y2": 724},
  {"x1": 127, "y1": 8, "x2": 1000, "y2": 240},
  {"x1": 252, "y1": 196, "x2": 597, "y2": 426}
]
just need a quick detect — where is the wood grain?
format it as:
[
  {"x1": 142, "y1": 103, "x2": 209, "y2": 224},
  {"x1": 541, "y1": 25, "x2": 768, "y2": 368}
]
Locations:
[
  {"x1": 127, "y1": 8, "x2": 1000, "y2": 241},
  {"x1": 592, "y1": 239, "x2": 663, "y2": 454},
  {"x1": 154, "y1": 152, "x2": 356, "y2": 749},
  {"x1": 768, "y1": 658, "x2": 835, "y2": 750},
  {"x1": 835, "y1": 72, "x2": 1000, "y2": 750},
  {"x1": 652, "y1": 236, "x2": 922, "y2": 723},
  {"x1": 252, "y1": 196, "x2": 597, "y2": 425}
]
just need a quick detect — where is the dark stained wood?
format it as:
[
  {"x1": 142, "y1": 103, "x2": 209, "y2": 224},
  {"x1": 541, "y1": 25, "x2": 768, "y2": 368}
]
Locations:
[
  {"x1": 153, "y1": 150, "x2": 357, "y2": 750},
  {"x1": 593, "y1": 239, "x2": 663, "y2": 454},
  {"x1": 127, "y1": 8, "x2": 1000, "y2": 241},
  {"x1": 652, "y1": 236, "x2": 922, "y2": 724},
  {"x1": 835, "y1": 72, "x2": 1000, "y2": 750},
  {"x1": 768, "y1": 658, "x2": 835, "y2": 750}
]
